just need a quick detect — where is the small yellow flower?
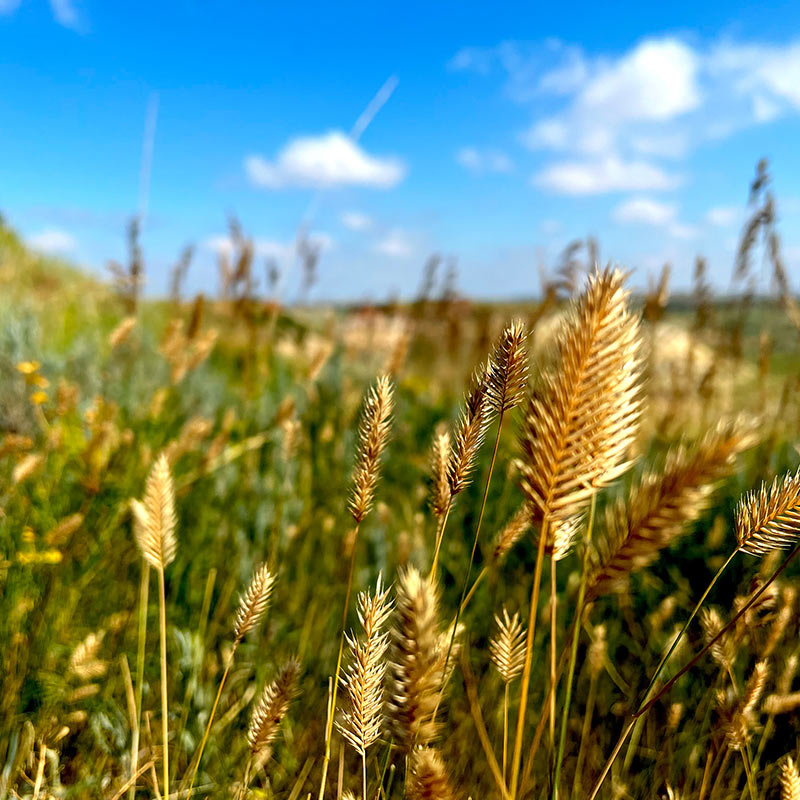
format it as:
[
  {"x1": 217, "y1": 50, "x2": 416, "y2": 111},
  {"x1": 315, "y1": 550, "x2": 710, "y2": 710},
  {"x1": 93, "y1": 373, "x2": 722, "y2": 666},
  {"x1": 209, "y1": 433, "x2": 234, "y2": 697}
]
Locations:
[
  {"x1": 31, "y1": 374, "x2": 50, "y2": 389},
  {"x1": 16, "y1": 360, "x2": 41, "y2": 375},
  {"x1": 22, "y1": 526, "x2": 35, "y2": 543},
  {"x1": 30, "y1": 391, "x2": 48, "y2": 405}
]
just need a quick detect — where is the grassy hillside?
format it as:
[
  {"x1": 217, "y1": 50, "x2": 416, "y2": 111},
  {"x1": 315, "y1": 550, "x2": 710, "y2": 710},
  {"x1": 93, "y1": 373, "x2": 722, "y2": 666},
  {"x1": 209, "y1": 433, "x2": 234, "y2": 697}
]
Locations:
[{"x1": 2, "y1": 220, "x2": 800, "y2": 800}]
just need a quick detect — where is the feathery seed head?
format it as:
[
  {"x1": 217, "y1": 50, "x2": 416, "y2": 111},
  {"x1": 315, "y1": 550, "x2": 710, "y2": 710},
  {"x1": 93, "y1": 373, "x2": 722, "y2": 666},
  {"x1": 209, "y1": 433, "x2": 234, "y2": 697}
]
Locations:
[
  {"x1": 447, "y1": 361, "x2": 493, "y2": 497},
  {"x1": 407, "y1": 748, "x2": 457, "y2": 800},
  {"x1": 349, "y1": 376, "x2": 394, "y2": 524},
  {"x1": 429, "y1": 429, "x2": 451, "y2": 517},
  {"x1": 519, "y1": 266, "x2": 642, "y2": 529},
  {"x1": 389, "y1": 567, "x2": 459, "y2": 751},
  {"x1": 486, "y1": 320, "x2": 528, "y2": 414},
  {"x1": 247, "y1": 659, "x2": 300, "y2": 755},
  {"x1": 489, "y1": 607, "x2": 526, "y2": 684},
  {"x1": 492, "y1": 503, "x2": 531, "y2": 564},
  {"x1": 234, "y1": 563, "x2": 275, "y2": 644},
  {"x1": 736, "y1": 468, "x2": 800, "y2": 556},
  {"x1": 134, "y1": 454, "x2": 177, "y2": 570},
  {"x1": 587, "y1": 418, "x2": 754, "y2": 599},
  {"x1": 336, "y1": 574, "x2": 393, "y2": 756},
  {"x1": 781, "y1": 757, "x2": 800, "y2": 800}
]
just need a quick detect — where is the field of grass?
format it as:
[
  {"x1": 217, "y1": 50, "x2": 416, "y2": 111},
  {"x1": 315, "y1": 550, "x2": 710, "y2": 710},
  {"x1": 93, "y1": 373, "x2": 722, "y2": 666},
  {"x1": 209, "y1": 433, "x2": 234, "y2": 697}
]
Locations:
[{"x1": 3, "y1": 200, "x2": 800, "y2": 800}]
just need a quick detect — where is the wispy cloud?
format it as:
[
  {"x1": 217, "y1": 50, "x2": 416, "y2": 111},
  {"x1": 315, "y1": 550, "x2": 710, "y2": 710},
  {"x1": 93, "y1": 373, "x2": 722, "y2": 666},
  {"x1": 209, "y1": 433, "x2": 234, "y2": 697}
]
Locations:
[
  {"x1": 340, "y1": 211, "x2": 373, "y2": 231},
  {"x1": 0, "y1": 0, "x2": 22, "y2": 14},
  {"x1": 28, "y1": 228, "x2": 77, "y2": 254},
  {"x1": 706, "y1": 206, "x2": 742, "y2": 227},
  {"x1": 456, "y1": 147, "x2": 514, "y2": 174},
  {"x1": 374, "y1": 228, "x2": 414, "y2": 258},
  {"x1": 49, "y1": 0, "x2": 86, "y2": 31},
  {"x1": 535, "y1": 156, "x2": 681, "y2": 195},
  {"x1": 613, "y1": 196, "x2": 697, "y2": 239},
  {"x1": 245, "y1": 131, "x2": 406, "y2": 190}
]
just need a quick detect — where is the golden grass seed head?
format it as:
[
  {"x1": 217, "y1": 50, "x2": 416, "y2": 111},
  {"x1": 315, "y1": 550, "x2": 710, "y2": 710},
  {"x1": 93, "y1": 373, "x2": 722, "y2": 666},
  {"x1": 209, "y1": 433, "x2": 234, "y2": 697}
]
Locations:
[
  {"x1": 407, "y1": 748, "x2": 457, "y2": 800},
  {"x1": 388, "y1": 567, "x2": 457, "y2": 751},
  {"x1": 485, "y1": 320, "x2": 528, "y2": 415},
  {"x1": 781, "y1": 757, "x2": 800, "y2": 800},
  {"x1": 447, "y1": 360, "x2": 493, "y2": 497},
  {"x1": 736, "y1": 468, "x2": 800, "y2": 556},
  {"x1": 349, "y1": 376, "x2": 394, "y2": 524},
  {"x1": 336, "y1": 574, "x2": 393, "y2": 756},
  {"x1": 234, "y1": 563, "x2": 275, "y2": 644},
  {"x1": 489, "y1": 607, "x2": 526, "y2": 684},
  {"x1": 519, "y1": 266, "x2": 642, "y2": 528},
  {"x1": 429, "y1": 429, "x2": 451, "y2": 517},
  {"x1": 247, "y1": 659, "x2": 300, "y2": 755},
  {"x1": 491, "y1": 503, "x2": 530, "y2": 564},
  {"x1": 131, "y1": 454, "x2": 177, "y2": 571}
]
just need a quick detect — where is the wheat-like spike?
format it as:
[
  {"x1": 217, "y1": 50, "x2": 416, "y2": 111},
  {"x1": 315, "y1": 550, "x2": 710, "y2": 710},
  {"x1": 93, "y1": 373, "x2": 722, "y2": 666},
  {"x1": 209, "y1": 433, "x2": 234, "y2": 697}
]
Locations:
[
  {"x1": 429, "y1": 430, "x2": 451, "y2": 517},
  {"x1": 489, "y1": 607, "x2": 526, "y2": 684},
  {"x1": 743, "y1": 659, "x2": 769, "y2": 716},
  {"x1": 447, "y1": 361, "x2": 493, "y2": 497},
  {"x1": 234, "y1": 564, "x2": 275, "y2": 644},
  {"x1": 766, "y1": 692, "x2": 800, "y2": 714},
  {"x1": 407, "y1": 748, "x2": 457, "y2": 800},
  {"x1": 736, "y1": 468, "x2": 800, "y2": 556},
  {"x1": 492, "y1": 503, "x2": 531, "y2": 564},
  {"x1": 134, "y1": 454, "x2": 177, "y2": 570},
  {"x1": 388, "y1": 567, "x2": 456, "y2": 751},
  {"x1": 550, "y1": 514, "x2": 582, "y2": 561},
  {"x1": 700, "y1": 607, "x2": 736, "y2": 672},
  {"x1": 247, "y1": 659, "x2": 300, "y2": 755},
  {"x1": 486, "y1": 320, "x2": 528, "y2": 414},
  {"x1": 349, "y1": 376, "x2": 394, "y2": 524},
  {"x1": 520, "y1": 266, "x2": 642, "y2": 529},
  {"x1": 586, "y1": 419, "x2": 754, "y2": 599},
  {"x1": 781, "y1": 757, "x2": 800, "y2": 800},
  {"x1": 336, "y1": 574, "x2": 393, "y2": 756}
]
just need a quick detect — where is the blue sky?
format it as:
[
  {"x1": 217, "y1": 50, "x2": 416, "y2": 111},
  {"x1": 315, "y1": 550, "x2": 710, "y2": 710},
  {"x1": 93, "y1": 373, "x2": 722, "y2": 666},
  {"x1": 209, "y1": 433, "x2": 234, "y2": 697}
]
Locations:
[{"x1": 3, "y1": 0, "x2": 800, "y2": 300}]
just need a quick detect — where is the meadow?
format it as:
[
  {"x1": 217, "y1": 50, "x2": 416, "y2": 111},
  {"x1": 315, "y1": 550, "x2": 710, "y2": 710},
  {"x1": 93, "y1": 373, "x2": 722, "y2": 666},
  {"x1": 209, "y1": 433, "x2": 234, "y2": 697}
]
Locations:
[{"x1": 4, "y1": 163, "x2": 800, "y2": 800}]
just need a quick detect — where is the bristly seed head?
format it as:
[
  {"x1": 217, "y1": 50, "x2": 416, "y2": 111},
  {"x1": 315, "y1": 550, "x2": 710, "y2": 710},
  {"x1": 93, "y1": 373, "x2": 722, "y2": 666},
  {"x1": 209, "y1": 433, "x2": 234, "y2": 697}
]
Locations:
[
  {"x1": 519, "y1": 267, "x2": 642, "y2": 530},
  {"x1": 486, "y1": 320, "x2": 528, "y2": 415},
  {"x1": 133, "y1": 453, "x2": 177, "y2": 571},
  {"x1": 429, "y1": 429, "x2": 451, "y2": 517},
  {"x1": 489, "y1": 607, "x2": 526, "y2": 684},
  {"x1": 336, "y1": 574, "x2": 393, "y2": 756},
  {"x1": 736, "y1": 467, "x2": 800, "y2": 556},
  {"x1": 247, "y1": 659, "x2": 300, "y2": 755},
  {"x1": 234, "y1": 563, "x2": 275, "y2": 644},
  {"x1": 349, "y1": 376, "x2": 394, "y2": 524},
  {"x1": 447, "y1": 361, "x2": 493, "y2": 498}
]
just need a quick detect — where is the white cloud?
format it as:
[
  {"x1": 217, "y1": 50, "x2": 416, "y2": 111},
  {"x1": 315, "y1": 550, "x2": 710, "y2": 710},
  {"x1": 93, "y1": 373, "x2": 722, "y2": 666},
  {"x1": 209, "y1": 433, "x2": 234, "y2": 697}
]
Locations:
[
  {"x1": 28, "y1": 228, "x2": 77, "y2": 254},
  {"x1": 49, "y1": 0, "x2": 85, "y2": 31},
  {"x1": 374, "y1": 229, "x2": 414, "y2": 258},
  {"x1": 523, "y1": 37, "x2": 701, "y2": 160},
  {"x1": 612, "y1": 196, "x2": 698, "y2": 240},
  {"x1": 535, "y1": 156, "x2": 681, "y2": 195},
  {"x1": 706, "y1": 206, "x2": 741, "y2": 227},
  {"x1": 613, "y1": 197, "x2": 677, "y2": 226},
  {"x1": 456, "y1": 36, "x2": 800, "y2": 196},
  {"x1": 456, "y1": 147, "x2": 514, "y2": 173},
  {"x1": 245, "y1": 131, "x2": 405, "y2": 190},
  {"x1": 0, "y1": 0, "x2": 22, "y2": 14},
  {"x1": 340, "y1": 211, "x2": 373, "y2": 232}
]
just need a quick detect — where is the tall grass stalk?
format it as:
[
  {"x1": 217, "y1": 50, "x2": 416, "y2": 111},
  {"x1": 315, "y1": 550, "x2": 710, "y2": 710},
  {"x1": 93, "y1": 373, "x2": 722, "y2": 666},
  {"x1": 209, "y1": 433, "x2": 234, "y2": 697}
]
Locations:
[
  {"x1": 129, "y1": 562, "x2": 149, "y2": 800},
  {"x1": 509, "y1": 514, "x2": 549, "y2": 800},
  {"x1": 552, "y1": 494, "x2": 597, "y2": 799},
  {"x1": 157, "y1": 566, "x2": 170, "y2": 798}
]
